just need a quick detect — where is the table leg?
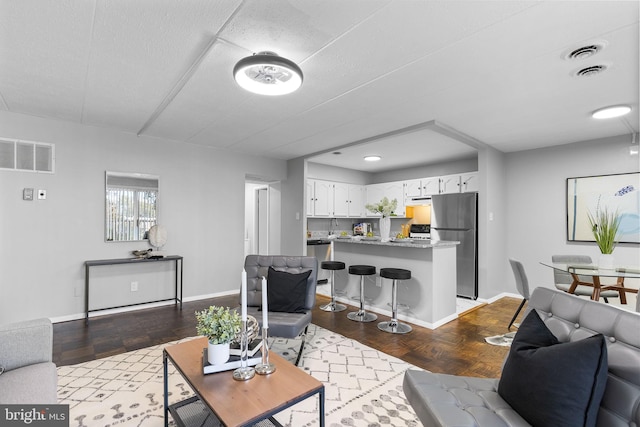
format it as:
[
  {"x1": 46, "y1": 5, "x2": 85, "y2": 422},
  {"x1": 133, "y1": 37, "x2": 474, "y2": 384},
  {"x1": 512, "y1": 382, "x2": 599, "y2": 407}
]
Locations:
[
  {"x1": 85, "y1": 264, "x2": 90, "y2": 325},
  {"x1": 568, "y1": 274, "x2": 579, "y2": 294},
  {"x1": 319, "y1": 386, "x2": 325, "y2": 427},
  {"x1": 163, "y1": 350, "x2": 169, "y2": 427},
  {"x1": 616, "y1": 277, "x2": 627, "y2": 304},
  {"x1": 592, "y1": 276, "x2": 601, "y2": 301}
]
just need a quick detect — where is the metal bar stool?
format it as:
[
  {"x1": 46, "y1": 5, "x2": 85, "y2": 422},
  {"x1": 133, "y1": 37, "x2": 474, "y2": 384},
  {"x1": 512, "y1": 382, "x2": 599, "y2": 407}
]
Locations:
[
  {"x1": 319, "y1": 261, "x2": 347, "y2": 312},
  {"x1": 378, "y1": 268, "x2": 412, "y2": 334},
  {"x1": 347, "y1": 265, "x2": 377, "y2": 322}
]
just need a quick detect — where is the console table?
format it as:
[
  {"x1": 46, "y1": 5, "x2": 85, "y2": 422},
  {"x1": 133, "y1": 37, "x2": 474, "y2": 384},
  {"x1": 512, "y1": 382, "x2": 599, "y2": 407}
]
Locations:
[{"x1": 85, "y1": 255, "x2": 183, "y2": 324}]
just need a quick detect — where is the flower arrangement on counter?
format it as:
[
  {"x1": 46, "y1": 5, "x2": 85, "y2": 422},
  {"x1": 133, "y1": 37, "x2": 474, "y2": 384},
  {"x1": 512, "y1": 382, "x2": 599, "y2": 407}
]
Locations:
[{"x1": 365, "y1": 197, "x2": 398, "y2": 218}]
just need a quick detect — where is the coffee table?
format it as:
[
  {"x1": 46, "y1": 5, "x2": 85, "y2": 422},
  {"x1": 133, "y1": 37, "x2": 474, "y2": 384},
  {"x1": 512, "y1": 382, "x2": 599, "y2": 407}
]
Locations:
[{"x1": 163, "y1": 337, "x2": 325, "y2": 427}]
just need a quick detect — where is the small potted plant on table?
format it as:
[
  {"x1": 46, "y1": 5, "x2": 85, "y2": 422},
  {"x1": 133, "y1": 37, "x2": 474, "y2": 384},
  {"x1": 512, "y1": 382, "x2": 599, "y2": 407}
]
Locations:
[
  {"x1": 587, "y1": 207, "x2": 621, "y2": 269},
  {"x1": 196, "y1": 306, "x2": 241, "y2": 365}
]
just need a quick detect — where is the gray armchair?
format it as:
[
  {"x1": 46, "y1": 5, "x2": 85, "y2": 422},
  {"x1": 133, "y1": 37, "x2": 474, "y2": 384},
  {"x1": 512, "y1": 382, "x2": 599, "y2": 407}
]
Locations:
[
  {"x1": 551, "y1": 254, "x2": 619, "y2": 303},
  {"x1": 0, "y1": 318, "x2": 57, "y2": 404},
  {"x1": 243, "y1": 255, "x2": 317, "y2": 366}
]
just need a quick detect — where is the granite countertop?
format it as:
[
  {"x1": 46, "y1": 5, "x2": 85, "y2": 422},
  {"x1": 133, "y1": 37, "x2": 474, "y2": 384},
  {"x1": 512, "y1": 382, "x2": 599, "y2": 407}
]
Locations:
[{"x1": 330, "y1": 237, "x2": 459, "y2": 248}]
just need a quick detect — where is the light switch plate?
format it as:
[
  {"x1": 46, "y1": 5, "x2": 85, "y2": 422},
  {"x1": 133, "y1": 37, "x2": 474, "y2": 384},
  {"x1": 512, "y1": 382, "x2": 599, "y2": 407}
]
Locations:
[{"x1": 23, "y1": 188, "x2": 34, "y2": 201}]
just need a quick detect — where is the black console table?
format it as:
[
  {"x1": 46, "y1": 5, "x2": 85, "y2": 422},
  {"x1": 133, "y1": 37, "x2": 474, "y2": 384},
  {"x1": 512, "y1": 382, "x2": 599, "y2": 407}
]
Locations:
[{"x1": 84, "y1": 255, "x2": 183, "y2": 324}]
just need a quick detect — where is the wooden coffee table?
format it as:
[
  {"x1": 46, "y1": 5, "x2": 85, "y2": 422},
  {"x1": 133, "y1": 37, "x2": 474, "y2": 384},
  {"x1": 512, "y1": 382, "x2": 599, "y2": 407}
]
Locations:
[{"x1": 163, "y1": 337, "x2": 325, "y2": 427}]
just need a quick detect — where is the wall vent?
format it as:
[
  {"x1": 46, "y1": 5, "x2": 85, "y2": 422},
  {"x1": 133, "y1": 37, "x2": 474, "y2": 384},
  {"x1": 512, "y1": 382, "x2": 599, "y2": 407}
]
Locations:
[{"x1": 0, "y1": 138, "x2": 55, "y2": 173}]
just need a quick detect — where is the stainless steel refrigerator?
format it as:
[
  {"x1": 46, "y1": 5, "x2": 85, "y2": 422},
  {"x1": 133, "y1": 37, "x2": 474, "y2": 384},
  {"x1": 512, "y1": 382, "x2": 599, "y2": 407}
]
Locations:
[{"x1": 431, "y1": 192, "x2": 478, "y2": 299}]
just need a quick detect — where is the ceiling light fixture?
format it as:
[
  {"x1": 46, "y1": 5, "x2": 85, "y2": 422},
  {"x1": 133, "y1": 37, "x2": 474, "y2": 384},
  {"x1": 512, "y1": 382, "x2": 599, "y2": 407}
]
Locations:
[
  {"x1": 591, "y1": 105, "x2": 632, "y2": 119},
  {"x1": 233, "y1": 51, "x2": 303, "y2": 96},
  {"x1": 364, "y1": 155, "x2": 381, "y2": 162}
]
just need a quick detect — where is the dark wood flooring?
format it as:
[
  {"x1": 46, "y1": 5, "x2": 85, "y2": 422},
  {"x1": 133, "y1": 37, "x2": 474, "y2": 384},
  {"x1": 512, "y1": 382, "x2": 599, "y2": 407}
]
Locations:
[{"x1": 53, "y1": 294, "x2": 524, "y2": 378}]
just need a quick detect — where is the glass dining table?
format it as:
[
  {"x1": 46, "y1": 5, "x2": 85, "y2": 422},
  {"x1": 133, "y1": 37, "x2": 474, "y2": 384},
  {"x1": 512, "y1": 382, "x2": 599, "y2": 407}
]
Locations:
[{"x1": 540, "y1": 262, "x2": 640, "y2": 304}]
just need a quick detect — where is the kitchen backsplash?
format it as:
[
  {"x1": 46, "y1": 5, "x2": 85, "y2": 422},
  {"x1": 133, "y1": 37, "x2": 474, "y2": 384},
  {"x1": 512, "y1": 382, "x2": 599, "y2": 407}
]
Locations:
[{"x1": 307, "y1": 217, "x2": 407, "y2": 237}]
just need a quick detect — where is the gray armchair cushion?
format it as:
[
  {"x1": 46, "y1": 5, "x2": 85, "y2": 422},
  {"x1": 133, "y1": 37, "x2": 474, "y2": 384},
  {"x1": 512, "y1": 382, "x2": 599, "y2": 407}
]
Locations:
[{"x1": 243, "y1": 255, "x2": 317, "y2": 339}]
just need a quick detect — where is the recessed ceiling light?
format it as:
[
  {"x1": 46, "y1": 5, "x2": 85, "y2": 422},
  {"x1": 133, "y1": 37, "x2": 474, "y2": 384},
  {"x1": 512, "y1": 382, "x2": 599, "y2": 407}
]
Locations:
[
  {"x1": 592, "y1": 105, "x2": 631, "y2": 119},
  {"x1": 364, "y1": 155, "x2": 381, "y2": 162},
  {"x1": 233, "y1": 51, "x2": 303, "y2": 96}
]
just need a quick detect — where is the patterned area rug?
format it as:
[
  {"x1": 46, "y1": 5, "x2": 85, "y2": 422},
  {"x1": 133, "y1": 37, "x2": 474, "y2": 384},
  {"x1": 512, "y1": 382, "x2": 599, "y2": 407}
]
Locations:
[{"x1": 57, "y1": 324, "x2": 423, "y2": 427}]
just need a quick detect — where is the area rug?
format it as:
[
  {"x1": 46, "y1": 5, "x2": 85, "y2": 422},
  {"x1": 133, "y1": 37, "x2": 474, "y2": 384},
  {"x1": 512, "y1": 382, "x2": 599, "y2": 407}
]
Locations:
[{"x1": 57, "y1": 324, "x2": 423, "y2": 427}]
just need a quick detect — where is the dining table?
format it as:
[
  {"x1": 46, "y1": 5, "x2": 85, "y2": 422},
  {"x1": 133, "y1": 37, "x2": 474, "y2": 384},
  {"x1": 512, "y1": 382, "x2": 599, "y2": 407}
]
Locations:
[{"x1": 540, "y1": 262, "x2": 640, "y2": 304}]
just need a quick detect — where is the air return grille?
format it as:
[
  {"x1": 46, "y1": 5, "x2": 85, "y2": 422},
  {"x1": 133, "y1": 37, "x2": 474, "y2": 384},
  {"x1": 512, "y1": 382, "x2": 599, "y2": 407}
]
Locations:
[
  {"x1": 575, "y1": 65, "x2": 607, "y2": 77},
  {"x1": 0, "y1": 138, "x2": 55, "y2": 173}
]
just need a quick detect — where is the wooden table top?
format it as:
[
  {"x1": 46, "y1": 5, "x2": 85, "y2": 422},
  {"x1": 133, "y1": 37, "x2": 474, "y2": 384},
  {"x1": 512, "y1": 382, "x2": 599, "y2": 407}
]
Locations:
[{"x1": 164, "y1": 337, "x2": 323, "y2": 427}]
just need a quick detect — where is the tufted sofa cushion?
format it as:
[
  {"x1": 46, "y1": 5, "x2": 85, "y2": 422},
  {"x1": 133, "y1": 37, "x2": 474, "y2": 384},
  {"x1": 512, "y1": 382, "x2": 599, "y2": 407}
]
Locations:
[{"x1": 403, "y1": 287, "x2": 640, "y2": 427}]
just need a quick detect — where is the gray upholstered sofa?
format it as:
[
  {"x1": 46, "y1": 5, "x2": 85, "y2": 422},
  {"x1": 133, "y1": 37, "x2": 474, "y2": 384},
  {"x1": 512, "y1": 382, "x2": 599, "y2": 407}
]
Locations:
[
  {"x1": 0, "y1": 318, "x2": 57, "y2": 404},
  {"x1": 403, "y1": 287, "x2": 640, "y2": 426},
  {"x1": 243, "y1": 255, "x2": 317, "y2": 365}
]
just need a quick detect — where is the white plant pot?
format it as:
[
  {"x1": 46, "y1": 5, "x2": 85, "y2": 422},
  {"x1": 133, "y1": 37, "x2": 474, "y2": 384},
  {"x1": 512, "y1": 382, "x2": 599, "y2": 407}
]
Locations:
[
  {"x1": 598, "y1": 253, "x2": 614, "y2": 270},
  {"x1": 207, "y1": 342, "x2": 230, "y2": 365}
]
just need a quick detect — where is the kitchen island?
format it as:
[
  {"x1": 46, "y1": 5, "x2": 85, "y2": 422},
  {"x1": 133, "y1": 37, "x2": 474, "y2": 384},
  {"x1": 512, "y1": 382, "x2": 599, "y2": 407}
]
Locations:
[{"x1": 323, "y1": 238, "x2": 459, "y2": 329}]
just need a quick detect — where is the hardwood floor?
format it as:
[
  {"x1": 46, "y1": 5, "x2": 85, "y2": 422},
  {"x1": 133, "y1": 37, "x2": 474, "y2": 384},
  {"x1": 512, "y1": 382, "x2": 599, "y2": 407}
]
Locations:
[{"x1": 53, "y1": 294, "x2": 524, "y2": 378}]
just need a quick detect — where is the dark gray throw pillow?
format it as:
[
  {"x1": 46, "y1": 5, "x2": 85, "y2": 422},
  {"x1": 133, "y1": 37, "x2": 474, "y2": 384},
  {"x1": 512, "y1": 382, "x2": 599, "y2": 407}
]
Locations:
[
  {"x1": 497, "y1": 310, "x2": 608, "y2": 427},
  {"x1": 266, "y1": 267, "x2": 311, "y2": 313}
]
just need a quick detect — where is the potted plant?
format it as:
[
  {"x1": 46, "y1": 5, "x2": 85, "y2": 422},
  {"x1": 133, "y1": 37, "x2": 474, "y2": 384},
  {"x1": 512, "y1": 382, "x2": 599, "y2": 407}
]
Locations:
[
  {"x1": 365, "y1": 197, "x2": 398, "y2": 241},
  {"x1": 587, "y1": 207, "x2": 621, "y2": 269},
  {"x1": 195, "y1": 306, "x2": 241, "y2": 365}
]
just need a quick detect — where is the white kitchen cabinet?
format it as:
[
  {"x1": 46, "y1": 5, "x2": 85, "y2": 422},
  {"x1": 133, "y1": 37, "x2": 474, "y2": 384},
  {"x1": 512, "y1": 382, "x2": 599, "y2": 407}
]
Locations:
[
  {"x1": 334, "y1": 183, "x2": 364, "y2": 217},
  {"x1": 460, "y1": 172, "x2": 479, "y2": 192},
  {"x1": 421, "y1": 177, "x2": 441, "y2": 196},
  {"x1": 404, "y1": 179, "x2": 423, "y2": 198},
  {"x1": 439, "y1": 174, "x2": 461, "y2": 194},
  {"x1": 307, "y1": 179, "x2": 333, "y2": 217},
  {"x1": 365, "y1": 181, "x2": 405, "y2": 216}
]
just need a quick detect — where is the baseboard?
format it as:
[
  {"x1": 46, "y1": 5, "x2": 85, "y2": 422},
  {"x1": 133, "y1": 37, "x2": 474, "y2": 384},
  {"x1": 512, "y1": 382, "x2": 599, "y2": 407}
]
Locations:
[{"x1": 49, "y1": 290, "x2": 239, "y2": 324}]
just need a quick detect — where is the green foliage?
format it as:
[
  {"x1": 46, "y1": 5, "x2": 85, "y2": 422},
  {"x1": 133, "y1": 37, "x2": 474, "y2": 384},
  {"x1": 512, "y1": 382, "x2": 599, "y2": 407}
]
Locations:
[
  {"x1": 587, "y1": 207, "x2": 621, "y2": 254},
  {"x1": 365, "y1": 197, "x2": 398, "y2": 217},
  {"x1": 195, "y1": 306, "x2": 241, "y2": 344}
]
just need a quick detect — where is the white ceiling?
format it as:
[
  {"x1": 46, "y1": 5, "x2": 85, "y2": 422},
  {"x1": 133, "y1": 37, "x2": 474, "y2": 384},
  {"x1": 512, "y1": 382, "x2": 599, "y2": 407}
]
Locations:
[{"x1": 1, "y1": 1, "x2": 638, "y2": 172}]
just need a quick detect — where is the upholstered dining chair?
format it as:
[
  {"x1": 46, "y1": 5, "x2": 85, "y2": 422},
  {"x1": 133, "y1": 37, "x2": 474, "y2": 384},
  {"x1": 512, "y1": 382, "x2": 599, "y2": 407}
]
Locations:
[
  {"x1": 242, "y1": 255, "x2": 317, "y2": 366},
  {"x1": 508, "y1": 258, "x2": 531, "y2": 331},
  {"x1": 551, "y1": 254, "x2": 619, "y2": 303}
]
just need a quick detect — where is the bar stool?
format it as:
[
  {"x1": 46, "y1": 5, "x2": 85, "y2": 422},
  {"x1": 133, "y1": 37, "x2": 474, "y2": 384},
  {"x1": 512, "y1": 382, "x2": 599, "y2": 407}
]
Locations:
[
  {"x1": 319, "y1": 261, "x2": 347, "y2": 312},
  {"x1": 347, "y1": 265, "x2": 377, "y2": 322},
  {"x1": 378, "y1": 268, "x2": 412, "y2": 334}
]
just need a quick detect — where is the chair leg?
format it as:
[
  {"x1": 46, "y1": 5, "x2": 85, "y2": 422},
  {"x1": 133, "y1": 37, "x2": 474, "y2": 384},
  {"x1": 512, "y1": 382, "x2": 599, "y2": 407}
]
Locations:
[
  {"x1": 603, "y1": 297, "x2": 609, "y2": 304},
  {"x1": 508, "y1": 299, "x2": 527, "y2": 331},
  {"x1": 294, "y1": 325, "x2": 309, "y2": 366}
]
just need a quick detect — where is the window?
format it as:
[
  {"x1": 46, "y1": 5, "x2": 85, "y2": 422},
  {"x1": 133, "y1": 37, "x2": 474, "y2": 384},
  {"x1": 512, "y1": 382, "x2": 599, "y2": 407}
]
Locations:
[{"x1": 105, "y1": 172, "x2": 159, "y2": 242}]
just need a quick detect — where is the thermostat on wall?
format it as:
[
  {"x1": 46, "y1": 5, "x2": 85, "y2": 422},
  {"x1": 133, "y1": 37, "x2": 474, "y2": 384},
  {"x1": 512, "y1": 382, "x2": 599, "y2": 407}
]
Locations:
[{"x1": 23, "y1": 188, "x2": 34, "y2": 201}]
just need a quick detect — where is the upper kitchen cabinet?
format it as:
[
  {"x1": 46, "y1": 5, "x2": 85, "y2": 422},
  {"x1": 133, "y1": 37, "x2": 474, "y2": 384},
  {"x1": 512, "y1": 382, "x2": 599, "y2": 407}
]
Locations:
[
  {"x1": 307, "y1": 179, "x2": 333, "y2": 217},
  {"x1": 460, "y1": 172, "x2": 479, "y2": 192},
  {"x1": 405, "y1": 177, "x2": 441, "y2": 198},
  {"x1": 439, "y1": 174, "x2": 461, "y2": 194},
  {"x1": 334, "y1": 183, "x2": 364, "y2": 217},
  {"x1": 366, "y1": 181, "x2": 405, "y2": 217}
]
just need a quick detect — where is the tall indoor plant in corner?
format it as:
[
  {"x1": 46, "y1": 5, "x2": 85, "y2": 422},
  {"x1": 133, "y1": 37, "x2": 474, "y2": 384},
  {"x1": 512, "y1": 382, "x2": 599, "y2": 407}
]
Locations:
[
  {"x1": 196, "y1": 306, "x2": 241, "y2": 365},
  {"x1": 365, "y1": 197, "x2": 398, "y2": 241},
  {"x1": 587, "y1": 207, "x2": 621, "y2": 269}
]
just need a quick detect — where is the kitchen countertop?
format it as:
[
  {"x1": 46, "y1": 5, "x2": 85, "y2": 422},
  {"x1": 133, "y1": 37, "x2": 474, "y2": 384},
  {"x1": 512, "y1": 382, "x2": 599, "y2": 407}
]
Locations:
[{"x1": 331, "y1": 237, "x2": 459, "y2": 248}]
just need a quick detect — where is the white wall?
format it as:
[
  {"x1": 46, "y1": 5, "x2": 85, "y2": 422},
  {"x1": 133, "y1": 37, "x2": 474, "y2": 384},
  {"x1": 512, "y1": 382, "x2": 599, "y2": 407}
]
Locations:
[
  {"x1": 505, "y1": 134, "x2": 640, "y2": 294},
  {"x1": 0, "y1": 111, "x2": 286, "y2": 324}
]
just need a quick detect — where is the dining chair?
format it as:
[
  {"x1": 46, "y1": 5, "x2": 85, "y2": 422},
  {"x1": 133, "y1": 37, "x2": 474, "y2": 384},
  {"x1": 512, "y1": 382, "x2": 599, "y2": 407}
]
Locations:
[
  {"x1": 508, "y1": 258, "x2": 531, "y2": 330},
  {"x1": 551, "y1": 254, "x2": 619, "y2": 303}
]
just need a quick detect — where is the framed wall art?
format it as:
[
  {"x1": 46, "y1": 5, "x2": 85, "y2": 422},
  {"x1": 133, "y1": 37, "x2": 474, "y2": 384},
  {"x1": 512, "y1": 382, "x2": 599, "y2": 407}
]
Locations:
[{"x1": 567, "y1": 172, "x2": 640, "y2": 244}]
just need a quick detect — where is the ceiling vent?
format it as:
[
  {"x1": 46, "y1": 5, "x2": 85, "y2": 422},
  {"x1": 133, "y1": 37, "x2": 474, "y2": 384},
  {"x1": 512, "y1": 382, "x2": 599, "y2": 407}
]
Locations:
[
  {"x1": 575, "y1": 65, "x2": 608, "y2": 77},
  {"x1": 566, "y1": 44, "x2": 603, "y2": 60}
]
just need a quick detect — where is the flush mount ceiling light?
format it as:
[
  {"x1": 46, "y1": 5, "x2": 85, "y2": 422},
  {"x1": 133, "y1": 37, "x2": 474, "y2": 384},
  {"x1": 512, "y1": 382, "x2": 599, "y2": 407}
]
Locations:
[
  {"x1": 364, "y1": 155, "x2": 381, "y2": 162},
  {"x1": 233, "y1": 51, "x2": 303, "y2": 96},
  {"x1": 592, "y1": 105, "x2": 632, "y2": 119}
]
